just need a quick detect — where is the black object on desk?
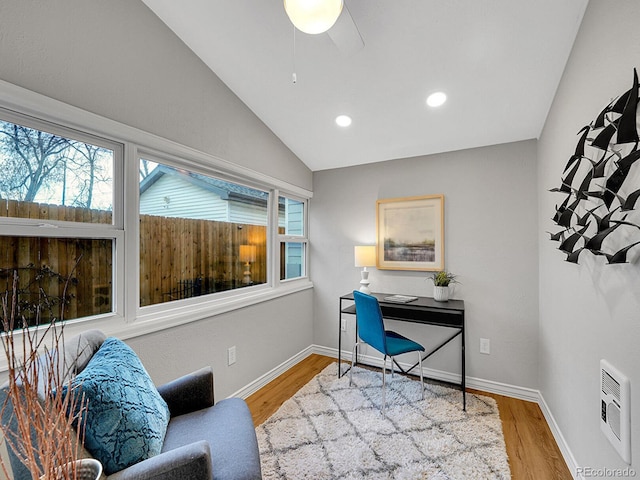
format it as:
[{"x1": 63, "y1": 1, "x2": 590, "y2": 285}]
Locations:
[{"x1": 339, "y1": 292, "x2": 466, "y2": 410}]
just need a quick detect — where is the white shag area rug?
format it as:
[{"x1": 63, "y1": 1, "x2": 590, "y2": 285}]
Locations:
[{"x1": 256, "y1": 363, "x2": 511, "y2": 480}]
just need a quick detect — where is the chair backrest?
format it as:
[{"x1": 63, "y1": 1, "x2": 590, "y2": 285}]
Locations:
[{"x1": 353, "y1": 291, "x2": 387, "y2": 354}]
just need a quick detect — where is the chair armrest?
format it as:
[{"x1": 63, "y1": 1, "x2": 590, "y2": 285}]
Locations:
[
  {"x1": 107, "y1": 441, "x2": 212, "y2": 480},
  {"x1": 156, "y1": 367, "x2": 215, "y2": 417}
]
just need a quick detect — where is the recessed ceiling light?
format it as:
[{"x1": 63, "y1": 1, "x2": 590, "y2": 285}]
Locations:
[
  {"x1": 335, "y1": 115, "x2": 352, "y2": 127},
  {"x1": 426, "y1": 92, "x2": 447, "y2": 108}
]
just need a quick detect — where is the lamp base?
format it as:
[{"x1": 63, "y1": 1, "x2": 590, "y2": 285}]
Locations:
[
  {"x1": 242, "y1": 263, "x2": 253, "y2": 285},
  {"x1": 359, "y1": 269, "x2": 371, "y2": 294}
]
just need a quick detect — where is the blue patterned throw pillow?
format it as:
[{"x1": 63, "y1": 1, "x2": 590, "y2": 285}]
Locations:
[{"x1": 65, "y1": 337, "x2": 170, "y2": 475}]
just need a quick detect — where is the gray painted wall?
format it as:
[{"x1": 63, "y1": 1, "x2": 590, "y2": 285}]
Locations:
[
  {"x1": 312, "y1": 140, "x2": 539, "y2": 388},
  {"x1": 0, "y1": 0, "x2": 314, "y2": 398},
  {"x1": 538, "y1": 0, "x2": 640, "y2": 472},
  {"x1": 127, "y1": 290, "x2": 314, "y2": 398}
]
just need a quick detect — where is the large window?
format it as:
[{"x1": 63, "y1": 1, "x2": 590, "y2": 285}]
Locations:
[
  {"x1": 0, "y1": 110, "x2": 122, "y2": 328},
  {"x1": 139, "y1": 159, "x2": 270, "y2": 307}
]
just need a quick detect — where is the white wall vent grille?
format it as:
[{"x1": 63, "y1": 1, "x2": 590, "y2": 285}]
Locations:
[{"x1": 600, "y1": 359, "x2": 631, "y2": 463}]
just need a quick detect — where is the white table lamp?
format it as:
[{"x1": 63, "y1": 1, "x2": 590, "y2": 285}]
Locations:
[{"x1": 354, "y1": 245, "x2": 376, "y2": 294}]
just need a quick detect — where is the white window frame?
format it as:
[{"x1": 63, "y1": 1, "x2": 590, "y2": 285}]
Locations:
[
  {"x1": 0, "y1": 79, "x2": 313, "y2": 344},
  {"x1": 0, "y1": 108, "x2": 126, "y2": 338},
  {"x1": 276, "y1": 193, "x2": 309, "y2": 284},
  {"x1": 133, "y1": 149, "x2": 274, "y2": 318}
]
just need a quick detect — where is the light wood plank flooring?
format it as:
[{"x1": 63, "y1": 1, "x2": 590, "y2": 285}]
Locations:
[{"x1": 245, "y1": 354, "x2": 572, "y2": 480}]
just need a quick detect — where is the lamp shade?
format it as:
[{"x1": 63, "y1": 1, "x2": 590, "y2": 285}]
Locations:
[
  {"x1": 284, "y1": 0, "x2": 343, "y2": 34},
  {"x1": 239, "y1": 245, "x2": 256, "y2": 263},
  {"x1": 354, "y1": 245, "x2": 376, "y2": 267}
]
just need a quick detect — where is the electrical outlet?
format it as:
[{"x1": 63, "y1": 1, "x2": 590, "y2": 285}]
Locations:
[
  {"x1": 228, "y1": 346, "x2": 237, "y2": 365},
  {"x1": 341, "y1": 319, "x2": 347, "y2": 331},
  {"x1": 480, "y1": 338, "x2": 490, "y2": 355}
]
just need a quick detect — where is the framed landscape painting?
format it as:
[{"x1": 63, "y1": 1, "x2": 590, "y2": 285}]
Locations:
[{"x1": 376, "y1": 194, "x2": 444, "y2": 271}]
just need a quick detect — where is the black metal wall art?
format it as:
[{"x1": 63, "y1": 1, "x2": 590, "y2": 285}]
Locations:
[{"x1": 550, "y1": 69, "x2": 640, "y2": 264}]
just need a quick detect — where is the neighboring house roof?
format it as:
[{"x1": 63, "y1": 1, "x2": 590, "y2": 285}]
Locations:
[{"x1": 140, "y1": 164, "x2": 268, "y2": 207}]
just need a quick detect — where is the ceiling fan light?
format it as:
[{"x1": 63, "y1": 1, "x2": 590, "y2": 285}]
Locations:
[{"x1": 284, "y1": 0, "x2": 344, "y2": 35}]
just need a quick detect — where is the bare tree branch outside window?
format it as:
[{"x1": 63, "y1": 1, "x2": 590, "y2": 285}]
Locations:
[{"x1": 0, "y1": 120, "x2": 113, "y2": 210}]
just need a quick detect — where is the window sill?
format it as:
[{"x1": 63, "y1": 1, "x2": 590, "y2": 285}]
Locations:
[{"x1": 125, "y1": 279, "x2": 313, "y2": 339}]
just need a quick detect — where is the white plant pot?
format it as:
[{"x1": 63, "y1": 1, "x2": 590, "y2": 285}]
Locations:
[
  {"x1": 433, "y1": 285, "x2": 450, "y2": 302},
  {"x1": 41, "y1": 458, "x2": 102, "y2": 480}
]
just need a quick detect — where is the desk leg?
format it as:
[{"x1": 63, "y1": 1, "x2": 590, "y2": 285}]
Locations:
[
  {"x1": 338, "y1": 299, "x2": 343, "y2": 378},
  {"x1": 462, "y1": 322, "x2": 466, "y2": 411}
]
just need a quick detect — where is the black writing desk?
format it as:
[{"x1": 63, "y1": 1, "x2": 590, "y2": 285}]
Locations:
[{"x1": 338, "y1": 292, "x2": 466, "y2": 410}]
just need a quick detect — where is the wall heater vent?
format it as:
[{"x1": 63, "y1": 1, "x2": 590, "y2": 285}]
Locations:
[{"x1": 600, "y1": 359, "x2": 631, "y2": 463}]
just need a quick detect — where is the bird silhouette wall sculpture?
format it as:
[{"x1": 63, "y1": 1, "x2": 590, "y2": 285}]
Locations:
[{"x1": 550, "y1": 68, "x2": 640, "y2": 265}]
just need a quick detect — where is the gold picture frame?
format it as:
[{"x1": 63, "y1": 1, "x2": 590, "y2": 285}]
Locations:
[{"x1": 376, "y1": 194, "x2": 444, "y2": 271}]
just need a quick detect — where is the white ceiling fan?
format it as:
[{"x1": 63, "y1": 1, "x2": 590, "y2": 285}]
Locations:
[
  {"x1": 284, "y1": 0, "x2": 365, "y2": 56},
  {"x1": 327, "y1": 3, "x2": 365, "y2": 56}
]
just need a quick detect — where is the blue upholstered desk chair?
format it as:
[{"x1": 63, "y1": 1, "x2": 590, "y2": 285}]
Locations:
[{"x1": 350, "y1": 290, "x2": 426, "y2": 411}]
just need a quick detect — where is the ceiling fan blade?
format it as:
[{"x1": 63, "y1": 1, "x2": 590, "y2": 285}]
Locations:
[{"x1": 327, "y1": 4, "x2": 364, "y2": 56}]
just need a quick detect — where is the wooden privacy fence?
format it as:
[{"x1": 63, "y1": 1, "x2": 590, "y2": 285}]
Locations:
[
  {"x1": 0, "y1": 198, "x2": 113, "y2": 324},
  {"x1": 0, "y1": 197, "x2": 113, "y2": 224},
  {"x1": 0, "y1": 198, "x2": 268, "y2": 320},
  {"x1": 139, "y1": 214, "x2": 267, "y2": 307}
]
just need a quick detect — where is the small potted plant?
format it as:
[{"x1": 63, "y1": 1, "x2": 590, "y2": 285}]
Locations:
[{"x1": 428, "y1": 270, "x2": 458, "y2": 302}]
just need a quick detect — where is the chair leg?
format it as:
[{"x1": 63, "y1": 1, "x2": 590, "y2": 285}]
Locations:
[
  {"x1": 418, "y1": 351, "x2": 424, "y2": 400},
  {"x1": 350, "y1": 342, "x2": 359, "y2": 386},
  {"x1": 382, "y1": 355, "x2": 387, "y2": 412}
]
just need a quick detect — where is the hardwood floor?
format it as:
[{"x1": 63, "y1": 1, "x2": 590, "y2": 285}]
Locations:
[
  {"x1": 246, "y1": 354, "x2": 572, "y2": 480},
  {"x1": 473, "y1": 387, "x2": 573, "y2": 480},
  {"x1": 247, "y1": 354, "x2": 336, "y2": 426}
]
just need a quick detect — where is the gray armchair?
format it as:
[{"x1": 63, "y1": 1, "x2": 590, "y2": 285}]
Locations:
[{"x1": 0, "y1": 330, "x2": 262, "y2": 480}]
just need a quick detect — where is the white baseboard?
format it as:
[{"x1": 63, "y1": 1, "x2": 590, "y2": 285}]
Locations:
[
  {"x1": 232, "y1": 345, "x2": 540, "y2": 402},
  {"x1": 330, "y1": 347, "x2": 540, "y2": 402},
  {"x1": 537, "y1": 392, "x2": 581, "y2": 479},
  {"x1": 465, "y1": 376, "x2": 539, "y2": 403},
  {"x1": 227, "y1": 345, "x2": 315, "y2": 399},
  {"x1": 312, "y1": 344, "x2": 338, "y2": 358},
  {"x1": 231, "y1": 344, "x2": 579, "y2": 479}
]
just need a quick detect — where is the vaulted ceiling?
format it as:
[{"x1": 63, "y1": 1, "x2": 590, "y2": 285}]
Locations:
[{"x1": 142, "y1": 0, "x2": 588, "y2": 171}]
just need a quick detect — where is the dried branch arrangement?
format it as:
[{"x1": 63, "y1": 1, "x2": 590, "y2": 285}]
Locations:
[{"x1": 0, "y1": 269, "x2": 87, "y2": 480}]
